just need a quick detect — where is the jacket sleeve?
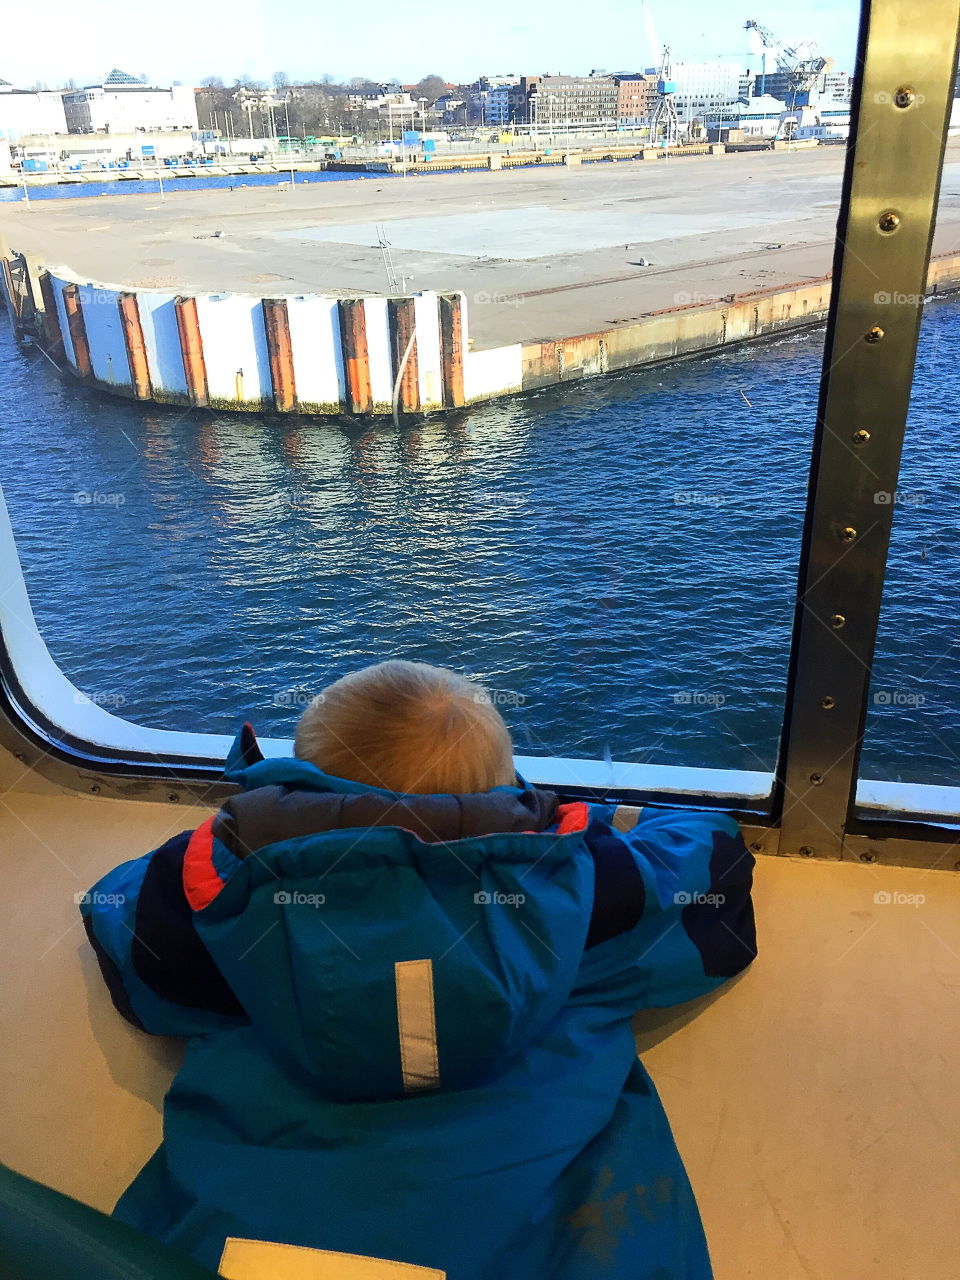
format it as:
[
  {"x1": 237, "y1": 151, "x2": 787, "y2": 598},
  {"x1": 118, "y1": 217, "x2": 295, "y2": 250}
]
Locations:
[
  {"x1": 570, "y1": 807, "x2": 756, "y2": 1011},
  {"x1": 79, "y1": 829, "x2": 246, "y2": 1037}
]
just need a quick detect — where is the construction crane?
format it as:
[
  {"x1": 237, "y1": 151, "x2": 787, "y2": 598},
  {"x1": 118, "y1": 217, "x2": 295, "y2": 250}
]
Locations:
[
  {"x1": 744, "y1": 18, "x2": 833, "y2": 109},
  {"x1": 649, "y1": 46, "x2": 681, "y2": 148}
]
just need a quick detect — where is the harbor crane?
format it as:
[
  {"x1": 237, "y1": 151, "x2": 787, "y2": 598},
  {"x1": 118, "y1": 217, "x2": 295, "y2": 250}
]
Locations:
[
  {"x1": 649, "y1": 47, "x2": 681, "y2": 148},
  {"x1": 744, "y1": 18, "x2": 834, "y2": 109}
]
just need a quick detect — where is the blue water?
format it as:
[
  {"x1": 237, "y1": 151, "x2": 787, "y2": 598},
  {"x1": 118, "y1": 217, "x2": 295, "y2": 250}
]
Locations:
[
  {"x1": 0, "y1": 307, "x2": 957, "y2": 786},
  {"x1": 0, "y1": 170, "x2": 379, "y2": 203}
]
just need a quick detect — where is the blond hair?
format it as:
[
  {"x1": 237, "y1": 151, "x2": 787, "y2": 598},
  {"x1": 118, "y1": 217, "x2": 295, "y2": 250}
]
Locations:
[{"x1": 294, "y1": 660, "x2": 516, "y2": 795}]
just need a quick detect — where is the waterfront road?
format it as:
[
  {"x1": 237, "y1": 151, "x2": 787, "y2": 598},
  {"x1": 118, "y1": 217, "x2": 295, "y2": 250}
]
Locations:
[{"x1": 3, "y1": 142, "x2": 960, "y2": 350}]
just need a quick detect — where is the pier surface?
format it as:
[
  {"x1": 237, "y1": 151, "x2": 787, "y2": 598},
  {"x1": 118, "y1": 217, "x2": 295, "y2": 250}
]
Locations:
[{"x1": 3, "y1": 142, "x2": 960, "y2": 351}]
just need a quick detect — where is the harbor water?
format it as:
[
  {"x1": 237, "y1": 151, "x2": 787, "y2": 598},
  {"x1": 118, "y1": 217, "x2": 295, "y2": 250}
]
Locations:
[{"x1": 0, "y1": 303, "x2": 956, "y2": 786}]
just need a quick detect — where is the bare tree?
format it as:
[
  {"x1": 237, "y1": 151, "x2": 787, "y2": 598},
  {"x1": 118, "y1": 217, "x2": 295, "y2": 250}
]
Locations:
[
  {"x1": 201, "y1": 75, "x2": 224, "y2": 88},
  {"x1": 273, "y1": 70, "x2": 290, "y2": 89},
  {"x1": 414, "y1": 74, "x2": 447, "y2": 104}
]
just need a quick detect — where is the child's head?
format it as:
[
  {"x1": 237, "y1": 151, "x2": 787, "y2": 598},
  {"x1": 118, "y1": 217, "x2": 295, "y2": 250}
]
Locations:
[{"x1": 294, "y1": 660, "x2": 516, "y2": 795}]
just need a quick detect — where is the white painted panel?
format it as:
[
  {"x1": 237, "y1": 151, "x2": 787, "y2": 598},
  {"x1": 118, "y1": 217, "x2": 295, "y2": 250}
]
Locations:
[
  {"x1": 78, "y1": 284, "x2": 129, "y2": 388},
  {"x1": 286, "y1": 295, "x2": 344, "y2": 410},
  {"x1": 194, "y1": 294, "x2": 270, "y2": 406},
  {"x1": 363, "y1": 296, "x2": 393, "y2": 408},
  {"x1": 413, "y1": 291, "x2": 443, "y2": 410},
  {"x1": 48, "y1": 272, "x2": 76, "y2": 368},
  {"x1": 135, "y1": 290, "x2": 189, "y2": 398},
  {"x1": 463, "y1": 344, "x2": 524, "y2": 402}
]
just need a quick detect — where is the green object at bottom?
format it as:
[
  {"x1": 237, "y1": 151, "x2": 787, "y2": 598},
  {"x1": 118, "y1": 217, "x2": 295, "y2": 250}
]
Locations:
[{"x1": 0, "y1": 1162, "x2": 218, "y2": 1279}]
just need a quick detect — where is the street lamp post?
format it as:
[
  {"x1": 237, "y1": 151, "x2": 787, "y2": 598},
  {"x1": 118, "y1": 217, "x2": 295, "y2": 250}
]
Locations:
[{"x1": 284, "y1": 99, "x2": 295, "y2": 185}]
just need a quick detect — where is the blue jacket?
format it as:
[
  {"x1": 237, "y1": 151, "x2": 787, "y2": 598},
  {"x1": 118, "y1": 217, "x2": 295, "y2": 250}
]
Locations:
[{"x1": 80, "y1": 725, "x2": 756, "y2": 1279}]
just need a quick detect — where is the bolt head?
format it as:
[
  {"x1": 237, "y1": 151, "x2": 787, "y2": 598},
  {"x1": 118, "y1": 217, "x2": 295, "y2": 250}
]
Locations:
[
  {"x1": 860, "y1": 851, "x2": 878, "y2": 863},
  {"x1": 831, "y1": 613, "x2": 847, "y2": 628},
  {"x1": 865, "y1": 326, "x2": 884, "y2": 343},
  {"x1": 893, "y1": 86, "x2": 916, "y2": 109},
  {"x1": 821, "y1": 696, "x2": 836, "y2": 709},
  {"x1": 799, "y1": 845, "x2": 815, "y2": 857},
  {"x1": 853, "y1": 429, "x2": 871, "y2": 443},
  {"x1": 839, "y1": 526, "x2": 858, "y2": 542},
  {"x1": 809, "y1": 772, "x2": 824, "y2": 785},
  {"x1": 878, "y1": 210, "x2": 900, "y2": 233}
]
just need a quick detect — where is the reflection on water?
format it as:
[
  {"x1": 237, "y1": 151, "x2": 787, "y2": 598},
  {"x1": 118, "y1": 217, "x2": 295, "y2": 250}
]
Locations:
[{"x1": 0, "y1": 305, "x2": 957, "y2": 784}]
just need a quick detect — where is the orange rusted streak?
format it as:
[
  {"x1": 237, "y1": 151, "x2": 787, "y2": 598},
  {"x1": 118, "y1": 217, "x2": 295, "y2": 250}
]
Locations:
[
  {"x1": 262, "y1": 298, "x2": 297, "y2": 413},
  {"x1": 61, "y1": 284, "x2": 92, "y2": 379},
  {"x1": 37, "y1": 271, "x2": 65, "y2": 359},
  {"x1": 439, "y1": 294, "x2": 465, "y2": 409},
  {"x1": 174, "y1": 296, "x2": 209, "y2": 407},
  {"x1": 118, "y1": 293, "x2": 152, "y2": 400},
  {"x1": 0, "y1": 258, "x2": 20, "y2": 323},
  {"x1": 338, "y1": 299, "x2": 372, "y2": 414},
  {"x1": 388, "y1": 296, "x2": 420, "y2": 414}
]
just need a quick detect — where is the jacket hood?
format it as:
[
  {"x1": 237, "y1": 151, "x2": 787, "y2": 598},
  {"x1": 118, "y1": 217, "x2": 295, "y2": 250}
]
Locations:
[{"x1": 188, "y1": 727, "x2": 597, "y2": 1102}]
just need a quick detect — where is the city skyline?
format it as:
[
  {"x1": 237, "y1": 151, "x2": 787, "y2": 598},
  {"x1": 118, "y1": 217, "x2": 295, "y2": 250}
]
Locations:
[{"x1": 15, "y1": 1, "x2": 859, "y2": 91}]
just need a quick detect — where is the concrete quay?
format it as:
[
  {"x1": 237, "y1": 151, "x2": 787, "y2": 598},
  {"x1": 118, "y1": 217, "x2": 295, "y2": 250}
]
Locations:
[{"x1": 3, "y1": 143, "x2": 960, "y2": 417}]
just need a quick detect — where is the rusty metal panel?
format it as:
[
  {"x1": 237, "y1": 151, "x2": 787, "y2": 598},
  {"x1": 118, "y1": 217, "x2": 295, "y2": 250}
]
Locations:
[{"x1": 262, "y1": 298, "x2": 297, "y2": 414}]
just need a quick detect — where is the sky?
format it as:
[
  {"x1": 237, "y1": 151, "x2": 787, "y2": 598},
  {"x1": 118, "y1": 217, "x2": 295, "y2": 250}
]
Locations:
[{"x1": 8, "y1": 1, "x2": 861, "y2": 89}]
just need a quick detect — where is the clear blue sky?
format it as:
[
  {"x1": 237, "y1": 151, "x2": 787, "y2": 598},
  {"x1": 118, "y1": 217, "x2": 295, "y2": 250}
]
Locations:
[{"x1": 15, "y1": 1, "x2": 860, "y2": 89}]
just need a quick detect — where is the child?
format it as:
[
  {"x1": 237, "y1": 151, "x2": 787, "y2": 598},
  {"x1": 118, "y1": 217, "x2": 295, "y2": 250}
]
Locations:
[{"x1": 81, "y1": 659, "x2": 756, "y2": 1280}]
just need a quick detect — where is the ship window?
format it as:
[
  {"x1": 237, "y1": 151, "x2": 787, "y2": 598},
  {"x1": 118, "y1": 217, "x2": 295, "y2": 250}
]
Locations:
[
  {"x1": 1, "y1": 0, "x2": 958, "y2": 848},
  {"x1": 857, "y1": 163, "x2": 960, "y2": 812}
]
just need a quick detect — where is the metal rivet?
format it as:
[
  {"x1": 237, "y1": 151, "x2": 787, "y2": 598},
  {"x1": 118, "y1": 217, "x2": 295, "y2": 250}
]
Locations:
[
  {"x1": 860, "y1": 850, "x2": 878, "y2": 863},
  {"x1": 839, "y1": 526, "x2": 857, "y2": 542},
  {"x1": 13, "y1": 751, "x2": 25, "y2": 761},
  {"x1": 852, "y1": 429, "x2": 871, "y2": 443},
  {"x1": 750, "y1": 841, "x2": 763, "y2": 852},
  {"x1": 809, "y1": 772, "x2": 824, "y2": 785},
  {"x1": 799, "y1": 845, "x2": 815, "y2": 857},
  {"x1": 878, "y1": 210, "x2": 900, "y2": 233},
  {"x1": 865, "y1": 326, "x2": 884, "y2": 343},
  {"x1": 831, "y1": 613, "x2": 846, "y2": 628},
  {"x1": 893, "y1": 86, "x2": 916, "y2": 109},
  {"x1": 167, "y1": 792, "x2": 180, "y2": 804},
  {"x1": 89, "y1": 784, "x2": 101, "y2": 794},
  {"x1": 821, "y1": 696, "x2": 836, "y2": 709}
]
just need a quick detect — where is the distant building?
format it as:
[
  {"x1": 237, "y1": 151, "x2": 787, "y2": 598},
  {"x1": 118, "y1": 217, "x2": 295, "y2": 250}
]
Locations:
[
  {"x1": 483, "y1": 77, "x2": 527, "y2": 125},
  {"x1": 752, "y1": 70, "x2": 800, "y2": 106},
  {"x1": 63, "y1": 69, "x2": 198, "y2": 133},
  {"x1": 525, "y1": 74, "x2": 617, "y2": 126},
  {"x1": 820, "y1": 70, "x2": 853, "y2": 101},
  {"x1": 704, "y1": 94, "x2": 788, "y2": 137},
  {"x1": 614, "y1": 74, "x2": 658, "y2": 126},
  {"x1": 666, "y1": 62, "x2": 743, "y2": 117},
  {"x1": 0, "y1": 79, "x2": 67, "y2": 140}
]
